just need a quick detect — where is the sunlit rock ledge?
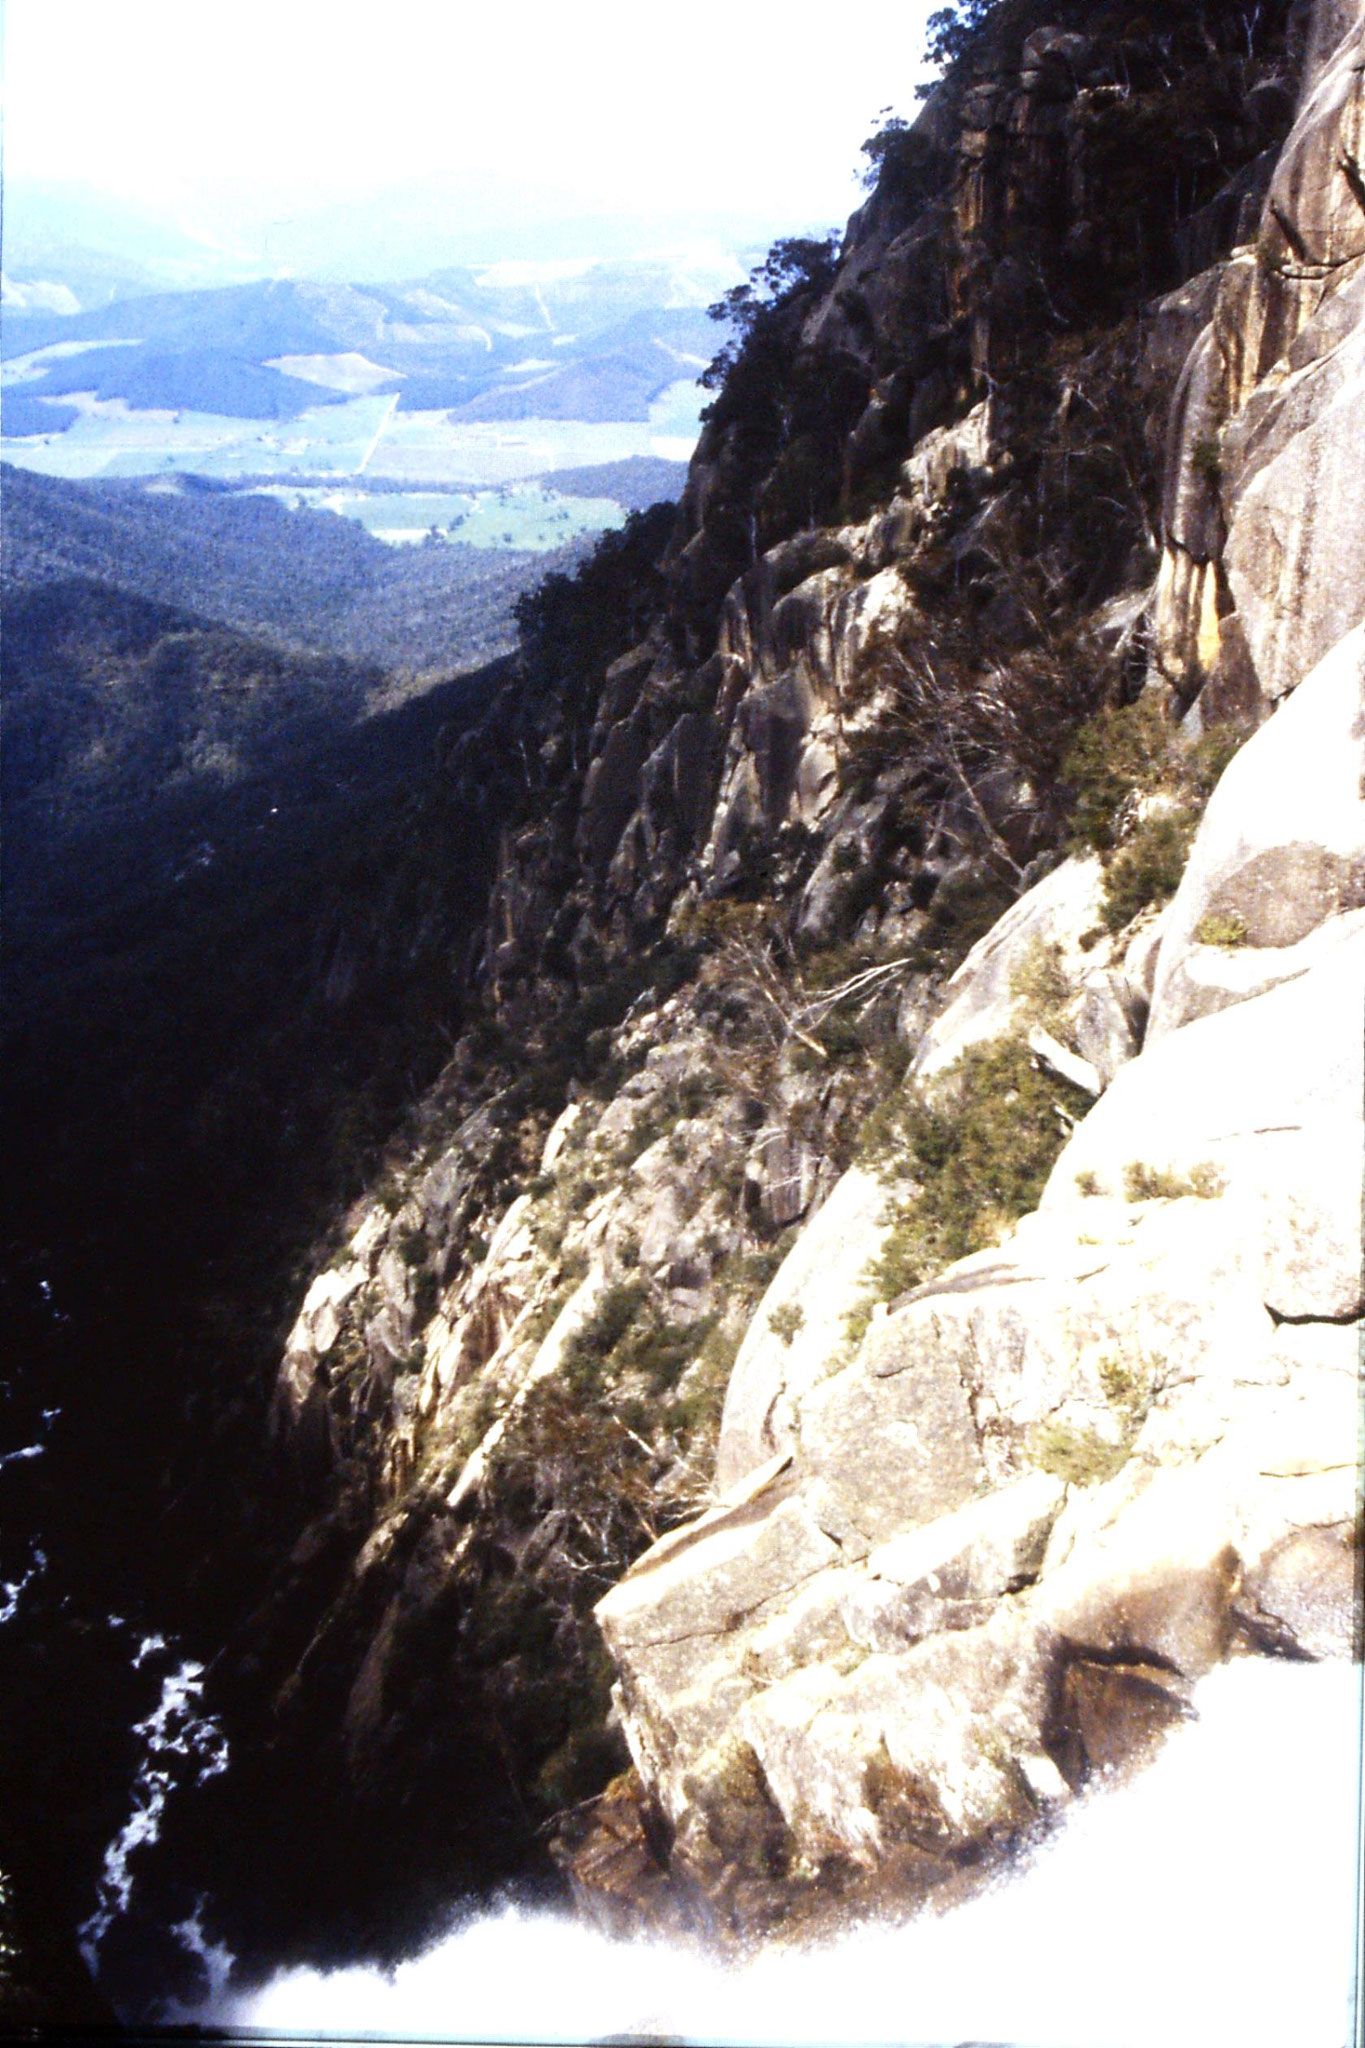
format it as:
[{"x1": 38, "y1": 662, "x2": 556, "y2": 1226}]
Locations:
[{"x1": 590, "y1": 621, "x2": 1363, "y2": 1937}]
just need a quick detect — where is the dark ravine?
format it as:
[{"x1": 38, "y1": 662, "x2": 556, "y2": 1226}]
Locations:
[{"x1": 4, "y1": 0, "x2": 1362, "y2": 2019}]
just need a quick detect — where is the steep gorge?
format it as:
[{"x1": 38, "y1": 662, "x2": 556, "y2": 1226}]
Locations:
[{"x1": 37, "y1": 0, "x2": 1364, "y2": 1995}]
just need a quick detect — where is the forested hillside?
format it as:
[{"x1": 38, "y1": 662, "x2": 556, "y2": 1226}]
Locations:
[{"x1": 2, "y1": 465, "x2": 586, "y2": 676}]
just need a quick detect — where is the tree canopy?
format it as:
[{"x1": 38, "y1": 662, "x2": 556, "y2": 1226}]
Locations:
[
  {"x1": 924, "y1": 0, "x2": 1005, "y2": 69},
  {"x1": 700, "y1": 235, "x2": 841, "y2": 395}
]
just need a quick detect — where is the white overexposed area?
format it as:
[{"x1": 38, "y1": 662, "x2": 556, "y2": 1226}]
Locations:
[
  {"x1": 211, "y1": 1660, "x2": 1360, "y2": 2048},
  {"x1": 1, "y1": 0, "x2": 942, "y2": 277}
]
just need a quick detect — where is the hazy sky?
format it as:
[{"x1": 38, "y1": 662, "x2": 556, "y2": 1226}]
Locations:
[{"x1": 2, "y1": 0, "x2": 939, "y2": 244}]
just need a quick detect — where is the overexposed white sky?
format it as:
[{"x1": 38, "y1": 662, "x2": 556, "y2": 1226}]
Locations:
[{"x1": 2, "y1": 0, "x2": 938, "y2": 235}]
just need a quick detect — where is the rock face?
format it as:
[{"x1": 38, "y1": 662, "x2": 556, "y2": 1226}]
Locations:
[
  {"x1": 251, "y1": 0, "x2": 1363, "y2": 1955},
  {"x1": 1152, "y1": 0, "x2": 1365, "y2": 713},
  {"x1": 578, "y1": 1, "x2": 1365, "y2": 1935},
  {"x1": 912, "y1": 851, "x2": 1113, "y2": 1081},
  {"x1": 596, "y1": 655, "x2": 1363, "y2": 1931},
  {"x1": 1147, "y1": 623, "x2": 1365, "y2": 1034}
]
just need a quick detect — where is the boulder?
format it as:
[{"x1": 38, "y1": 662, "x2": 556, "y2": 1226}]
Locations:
[
  {"x1": 1149, "y1": 906, "x2": 1365, "y2": 1038},
  {"x1": 1235, "y1": 1524, "x2": 1360, "y2": 1661},
  {"x1": 733, "y1": 1611, "x2": 1052, "y2": 1869},
  {"x1": 1072, "y1": 969, "x2": 1141, "y2": 1085},
  {"x1": 841, "y1": 1471, "x2": 1067, "y2": 1651},
  {"x1": 1046, "y1": 926, "x2": 1365, "y2": 1321},
  {"x1": 716, "y1": 1166, "x2": 892, "y2": 1491},
  {"x1": 742, "y1": 1125, "x2": 825, "y2": 1235},
  {"x1": 1148, "y1": 624, "x2": 1365, "y2": 1037},
  {"x1": 912, "y1": 856, "x2": 1107, "y2": 1083},
  {"x1": 899, "y1": 399, "x2": 994, "y2": 510},
  {"x1": 796, "y1": 1307, "x2": 988, "y2": 1553}
]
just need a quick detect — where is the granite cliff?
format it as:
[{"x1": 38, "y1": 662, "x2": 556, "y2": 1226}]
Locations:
[{"x1": 227, "y1": 0, "x2": 1361, "y2": 1956}]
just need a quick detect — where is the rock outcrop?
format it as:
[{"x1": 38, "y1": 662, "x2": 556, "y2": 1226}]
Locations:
[
  {"x1": 1148, "y1": 623, "x2": 1365, "y2": 1032},
  {"x1": 574, "y1": 0, "x2": 1365, "y2": 1935},
  {"x1": 248, "y1": 0, "x2": 1362, "y2": 1954},
  {"x1": 594, "y1": 654, "x2": 1362, "y2": 1929},
  {"x1": 1152, "y1": 0, "x2": 1365, "y2": 713}
]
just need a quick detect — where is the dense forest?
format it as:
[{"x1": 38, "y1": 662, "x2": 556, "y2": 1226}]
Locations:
[{"x1": 1, "y1": 465, "x2": 592, "y2": 678}]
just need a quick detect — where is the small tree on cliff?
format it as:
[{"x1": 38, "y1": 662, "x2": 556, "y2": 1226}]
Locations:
[
  {"x1": 694, "y1": 231, "x2": 862, "y2": 558},
  {"x1": 699, "y1": 235, "x2": 841, "y2": 397},
  {"x1": 923, "y1": 0, "x2": 1005, "y2": 68}
]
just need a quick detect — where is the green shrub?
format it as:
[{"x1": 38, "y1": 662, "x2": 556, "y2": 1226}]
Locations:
[
  {"x1": 446, "y1": 1378, "x2": 500, "y2": 1467},
  {"x1": 1008, "y1": 938, "x2": 1072, "y2": 1028},
  {"x1": 1063, "y1": 697, "x2": 1171, "y2": 855},
  {"x1": 1194, "y1": 911, "x2": 1247, "y2": 947},
  {"x1": 675, "y1": 1071, "x2": 717, "y2": 1119},
  {"x1": 1030, "y1": 1346, "x2": 1157, "y2": 1488},
  {"x1": 1029, "y1": 1418, "x2": 1131, "y2": 1487},
  {"x1": 857, "y1": 1037, "x2": 1093, "y2": 1311},
  {"x1": 1097, "y1": 1350, "x2": 1156, "y2": 1422},
  {"x1": 520, "y1": 1267, "x2": 583, "y2": 1350},
  {"x1": 532, "y1": 1634, "x2": 624, "y2": 1812},
  {"x1": 666, "y1": 1321, "x2": 740, "y2": 1452},
  {"x1": 814, "y1": 1010, "x2": 870, "y2": 1062},
  {"x1": 739, "y1": 1242, "x2": 788, "y2": 1290},
  {"x1": 798, "y1": 939, "x2": 880, "y2": 990},
  {"x1": 1123, "y1": 1159, "x2": 1223, "y2": 1201},
  {"x1": 768, "y1": 1300, "x2": 806, "y2": 1346},
  {"x1": 1100, "y1": 808, "x2": 1197, "y2": 930},
  {"x1": 397, "y1": 1223, "x2": 429, "y2": 1266},
  {"x1": 1066, "y1": 694, "x2": 1249, "y2": 933},
  {"x1": 913, "y1": 868, "x2": 1016, "y2": 977},
  {"x1": 1181, "y1": 724, "x2": 1247, "y2": 807},
  {"x1": 1192, "y1": 436, "x2": 1223, "y2": 485},
  {"x1": 411, "y1": 1265, "x2": 438, "y2": 1327},
  {"x1": 626, "y1": 1105, "x2": 669, "y2": 1157},
  {"x1": 615, "y1": 1305, "x2": 717, "y2": 1395},
  {"x1": 560, "y1": 1278, "x2": 650, "y2": 1394}
]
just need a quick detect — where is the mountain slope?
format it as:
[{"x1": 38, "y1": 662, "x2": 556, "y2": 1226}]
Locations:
[
  {"x1": 0, "y1": 583, "x2": 518, "y2": 2012},
  {"x1": 134, "y1": 0, "x2": 1362, "y2": 1980},
  {"x1": 6, "y1": 0, "x2": 1362, "y2": 2014},
  {"x1": 1, "y1": 464, "x2": 584, "y2": 676}
]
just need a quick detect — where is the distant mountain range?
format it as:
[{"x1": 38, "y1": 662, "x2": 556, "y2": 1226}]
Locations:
[
  {"x1": 1, "y1": 262, "x2": 728, "y2": 487},
  {"x1": 3, "y1": 268, "x2": 724, "y2": 421}
]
